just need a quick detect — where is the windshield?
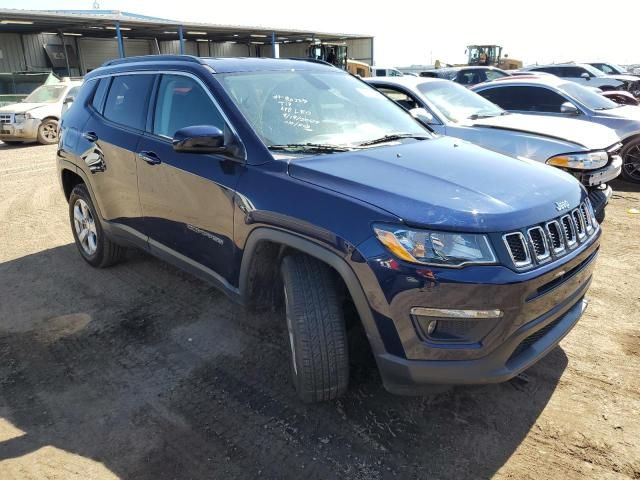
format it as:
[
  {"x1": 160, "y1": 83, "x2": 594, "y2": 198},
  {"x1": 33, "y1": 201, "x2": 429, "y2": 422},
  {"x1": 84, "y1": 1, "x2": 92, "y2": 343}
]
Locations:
[
  {"x1": 24, "y1": 84, "x2": 68, "y2": 103},
  {"x1": 582, "y1": 64, "x2": 606, "y2": 77},
  {"x1": 416, "y1": 80, "x2": 504, "y2": 122},
  {"x1": 217, "y1": 70, "x2": 430, "y2": 149},
  {"x1": 560, "y1": 81, "x2": 619, "y2": 110}
]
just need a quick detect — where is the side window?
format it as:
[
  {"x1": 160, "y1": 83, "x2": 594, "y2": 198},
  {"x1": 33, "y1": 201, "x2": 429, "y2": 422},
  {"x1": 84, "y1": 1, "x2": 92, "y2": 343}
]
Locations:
[
  {"x1": 457, "y1": 70, "x2": 484, "y2": 85},
  {"x1": 485, "y1": 69, "x2": 507, "y2": 81},
  {"x1": 600, "y1": 64, "x2": 614, "y2": 74},
  {"x1": 103, "y1": 74, "x2": 155, "y2": 130},
  {"x1": 478, "y1": 86, "x2": 567, "y2": 113},
  {"x1": 91, "y1": 78, "x2": 110, "y2": 113},
  {"x1": 375, "y1": 69, "x2": 386, "y2": 76},
  {"x1": 566, "y1": 67, "x2": 590, "y2": 77},
  {"x1": 153, "y1": 74, "x2": 224, "y2": 138},
  {"x1": 376, "y1": 87, "x2": 420, "y2": 111}
]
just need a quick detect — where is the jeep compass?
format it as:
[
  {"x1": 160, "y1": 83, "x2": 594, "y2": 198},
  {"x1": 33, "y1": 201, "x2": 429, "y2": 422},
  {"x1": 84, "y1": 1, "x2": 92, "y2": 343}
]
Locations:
[{"x1": 57, "y1": 56, "x2": 601, "y2": 402}]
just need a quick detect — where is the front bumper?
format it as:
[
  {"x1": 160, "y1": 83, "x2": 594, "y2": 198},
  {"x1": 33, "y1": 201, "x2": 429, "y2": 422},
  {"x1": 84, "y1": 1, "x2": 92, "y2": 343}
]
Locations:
[
  {"x1": 0, "y1": 119, "x2": 40, "y2": 141},
  {"x1": 352, "y1": 224, "x2": 600, "y2": 395},
  {"x1": 578, "y1": 155, "x2": 622, "y2": 187},
  {"x1": 378, "y1": 296, "x2": 587, "y2": 395}
]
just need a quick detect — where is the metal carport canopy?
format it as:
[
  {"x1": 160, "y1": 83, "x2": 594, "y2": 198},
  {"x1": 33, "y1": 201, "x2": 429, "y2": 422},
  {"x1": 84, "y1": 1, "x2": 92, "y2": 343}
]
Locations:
[{"x1": 0, "y1": 9, "x2": 373, "y2": 56}]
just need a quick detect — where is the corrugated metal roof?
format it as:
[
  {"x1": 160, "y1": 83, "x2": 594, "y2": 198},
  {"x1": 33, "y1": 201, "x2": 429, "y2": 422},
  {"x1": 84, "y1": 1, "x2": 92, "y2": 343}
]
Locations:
[{"x1": 0, "y1": 8, "x2": 373, "y2": 40}]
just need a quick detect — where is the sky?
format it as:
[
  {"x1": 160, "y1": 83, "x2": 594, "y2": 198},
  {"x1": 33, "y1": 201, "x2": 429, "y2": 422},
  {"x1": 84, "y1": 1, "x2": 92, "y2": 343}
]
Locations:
[{"x1": 3, "y1": 0, "x2": 640, "y2": 67}]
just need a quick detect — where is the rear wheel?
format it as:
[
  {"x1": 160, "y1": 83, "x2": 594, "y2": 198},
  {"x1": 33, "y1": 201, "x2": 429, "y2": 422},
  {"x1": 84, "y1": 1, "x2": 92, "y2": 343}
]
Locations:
[
  {"x1": 69, "y1": 184, "x2": 125, "y2": 268},
  {"x1": 37, "y1": 119, "x2": 59, "y2": 145},
  {"x1": 620, "y1": 138, "x2": 640, "y2": 183},
  {"x1": 281, "y1": 253, "x2": 349, "y2": 402}
]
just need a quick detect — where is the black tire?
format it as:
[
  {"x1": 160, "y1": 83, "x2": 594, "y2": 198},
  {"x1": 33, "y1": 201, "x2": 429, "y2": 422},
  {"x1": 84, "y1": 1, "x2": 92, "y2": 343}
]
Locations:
[
  {"x1": 595, "y1": 207, "x2": 606, "y2": 224},
  {"x1": 281, "y1": 253, "x2": 349, "y2": 402},
  {"x1": 620, "y1": 138, "x2": 640, "y2": 183},
  {"x1": 69, "y1": 183, "x2": 125, "y2": 268},
  {"x1": 36, "y1": 118, "x2": 59, "y2": 145}
]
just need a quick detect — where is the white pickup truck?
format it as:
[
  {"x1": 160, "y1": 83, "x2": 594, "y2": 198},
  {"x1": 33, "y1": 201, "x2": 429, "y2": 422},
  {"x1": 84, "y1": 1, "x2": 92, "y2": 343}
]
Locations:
[{"x1": 0, "y1": 80, "x2": 82, "y2": 145}]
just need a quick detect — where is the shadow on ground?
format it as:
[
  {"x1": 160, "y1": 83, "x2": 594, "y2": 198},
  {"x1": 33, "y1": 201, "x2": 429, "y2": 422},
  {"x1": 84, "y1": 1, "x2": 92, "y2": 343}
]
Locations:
[{"x1": 0, "y1": 244, "x2": 568, "y2": 479}]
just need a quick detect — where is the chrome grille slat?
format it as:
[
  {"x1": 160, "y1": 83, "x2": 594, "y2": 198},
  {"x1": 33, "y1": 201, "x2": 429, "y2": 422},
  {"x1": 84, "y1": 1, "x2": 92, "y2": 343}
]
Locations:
[
  {"x1": 504, "y1": 201, "x2": 596, "y2": 270},
  {"x1": 572, "y1": 209, "x2": 586, "y2": 240},
  {"x1": 545, "y1": 220, "x2": 565, "y2": 254},
  {"x1": 503, "y1": 232, "x2": 531, "y2": 268},
  {"x1": 527, "y1": 226, "x2": 550, "y2": 262}
]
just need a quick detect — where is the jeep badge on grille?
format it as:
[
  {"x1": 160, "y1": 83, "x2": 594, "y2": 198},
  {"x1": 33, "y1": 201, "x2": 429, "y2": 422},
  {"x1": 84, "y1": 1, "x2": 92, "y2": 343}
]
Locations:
[{"x1": 555, "y1": 200, "x2": 570, "y2": 211}]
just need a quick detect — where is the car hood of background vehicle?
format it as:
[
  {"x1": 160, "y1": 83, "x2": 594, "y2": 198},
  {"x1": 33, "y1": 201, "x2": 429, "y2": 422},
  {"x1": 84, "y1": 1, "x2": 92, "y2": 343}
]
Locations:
[
  {"x1": 288, "y1": 137, "x2": 583, "y2": 233},
  {"x1": 600, "y1": 105, "x2": 640, "y2": 121},
  {"x1": 0, "y1": 103, "x2": 48, "y2": 114},
  {"x1": 605, "y1": 74, "x2": 640, "y2": 83},
  {"x1": 468, "y1": 113, "x2": 620, "y2": 150}
]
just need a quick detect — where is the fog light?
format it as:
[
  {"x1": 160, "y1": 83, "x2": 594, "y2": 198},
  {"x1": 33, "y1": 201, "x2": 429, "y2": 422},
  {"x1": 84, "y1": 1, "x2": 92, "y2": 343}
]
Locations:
[{"x1": 426, "y1": 320, "x2": 437, "y2": 336}]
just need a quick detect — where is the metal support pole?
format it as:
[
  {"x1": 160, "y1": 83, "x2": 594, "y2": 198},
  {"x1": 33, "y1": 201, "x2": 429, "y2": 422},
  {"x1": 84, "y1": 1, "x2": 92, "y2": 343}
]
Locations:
[
  {"x1": 178, "y1": 26, "x2": 185, "y2": 55},
  {"x1": 57, "y1": 30, "x2": 72, "y2": 76},
  {"x1": 272, "y1": 31, "x2": 278, "y2": 58},
  {"x1": 115, "y1": 21, "x2": 125, "y2": 58}
]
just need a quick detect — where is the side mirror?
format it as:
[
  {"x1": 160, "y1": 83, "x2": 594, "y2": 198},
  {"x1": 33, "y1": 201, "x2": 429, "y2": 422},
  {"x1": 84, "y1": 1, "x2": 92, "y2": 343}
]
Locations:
[
  {"x1": 173, "y1": 125, "x2": 227, "y2": 154},
  {"x1": 580, "y1": 72, "x2": 591, "y2": 80},
  {"x1": 63, "y1": 95, "x2": 74, "y2": 104},
  {"x1": 409, "y1": 107, "x2": 435, "y2": 124},
  {"x1": 560, "y1": 102, "x2": 580, "y2": 115}
]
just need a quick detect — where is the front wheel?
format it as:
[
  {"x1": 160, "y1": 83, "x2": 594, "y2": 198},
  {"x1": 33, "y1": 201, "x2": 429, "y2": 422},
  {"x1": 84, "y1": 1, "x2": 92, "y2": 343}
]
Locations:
[
  {"x1": 37, "y1": 119, "x2": 59, "y2": 145},
  {"x1": 69, "y1": 184, "x2": 125, "y2": 268},
  {"x1": 281, "y1": 253, "x2": 349, "y2": 403},
  {"x1": 620, "y1": 138, "x2": 640, "y2": 183}
]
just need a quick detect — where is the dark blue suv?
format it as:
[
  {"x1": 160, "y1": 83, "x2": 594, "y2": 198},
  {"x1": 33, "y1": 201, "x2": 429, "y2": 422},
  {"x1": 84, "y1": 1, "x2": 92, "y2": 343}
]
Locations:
[{"x1": 57, "y1": 55, "x2": 601, "y2": 402}]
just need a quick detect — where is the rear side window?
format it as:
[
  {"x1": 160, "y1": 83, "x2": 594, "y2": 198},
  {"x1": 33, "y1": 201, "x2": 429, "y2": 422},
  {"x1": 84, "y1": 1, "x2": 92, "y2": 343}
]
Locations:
[
  {"x1": 152, "y1": 74, "x2": 224, "y2": 138},
  {"x1": 91, "y1": 78, "x2": 110, "y2": 113},
  {"x1": 479, "y1": 86, "x2": 568, "y2": 113},
  {"x1": 103, "y1": 74, "x2": 154, "y2": 130}
]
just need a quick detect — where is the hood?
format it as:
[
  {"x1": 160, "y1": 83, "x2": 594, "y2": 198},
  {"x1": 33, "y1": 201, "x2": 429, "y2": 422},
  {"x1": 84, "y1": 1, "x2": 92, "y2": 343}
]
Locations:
[
  {"x1": 605, "y1": 74, "x2": 639, "y2": 83},
  {"x1": 468, "y1": 113, "x2": 620, "y2": 150},
  {"x1": 288, "y1": 137, "x2": 583, "y2": 232},
  {"x1": 599, "y1": 105, "x2": 640, "y2": 121},
  {"x1": 0, "y1": 103, "x2": 51, "y2": 114}
]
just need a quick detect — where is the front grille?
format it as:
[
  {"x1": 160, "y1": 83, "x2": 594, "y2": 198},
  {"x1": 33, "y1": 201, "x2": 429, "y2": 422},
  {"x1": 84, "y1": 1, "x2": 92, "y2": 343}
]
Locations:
[
  {"x1": 503, "y1": 201, "x2": 597, "y2": 270},
  {"x1": 0, "y1": 113, "x2": 13, "y2": 124}
]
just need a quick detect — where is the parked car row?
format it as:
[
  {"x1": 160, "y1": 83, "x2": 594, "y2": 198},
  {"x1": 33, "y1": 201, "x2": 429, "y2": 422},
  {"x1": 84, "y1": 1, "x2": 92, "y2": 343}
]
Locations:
[
  {"x1": 55, "y1": 55, "x2": 609, "y2": 402},
  {"x1": 366, "y1": 76, "x2": 622, "y2": 220}
]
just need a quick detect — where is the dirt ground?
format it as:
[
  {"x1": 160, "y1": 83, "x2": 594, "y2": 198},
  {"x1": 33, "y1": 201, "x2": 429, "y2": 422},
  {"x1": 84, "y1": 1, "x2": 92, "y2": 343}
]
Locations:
[{"x1": 0, "y1": 142, "x2": 638, "y2": 480}]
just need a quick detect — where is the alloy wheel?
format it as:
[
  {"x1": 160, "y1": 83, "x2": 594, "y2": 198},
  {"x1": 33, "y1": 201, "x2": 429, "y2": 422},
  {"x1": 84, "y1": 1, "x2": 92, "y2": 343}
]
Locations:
[
  {"x1": 623, "y1": 144, "x2": 640, "y2": 181},
  {"x1": 73, "y1": 199, "x2": 98, "y2": 255}
]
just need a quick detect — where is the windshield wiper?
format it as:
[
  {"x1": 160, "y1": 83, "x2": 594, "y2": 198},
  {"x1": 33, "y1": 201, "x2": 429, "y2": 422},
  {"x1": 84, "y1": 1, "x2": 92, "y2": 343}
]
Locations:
[
  {"x1": 357, "y1": 133, "x2": 431, "y2": 147},
  {"x1": 468, "y1": 113, "x2": 502, "y2": 120},
  {"x1": 267, "y1": 143, "x2": 353, "y2": 153}
]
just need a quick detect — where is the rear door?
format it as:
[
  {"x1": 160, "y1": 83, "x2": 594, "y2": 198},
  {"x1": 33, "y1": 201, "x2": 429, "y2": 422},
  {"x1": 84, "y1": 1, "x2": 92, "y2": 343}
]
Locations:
[
  {"x1": 78, "y1": 73, "x2": 155, "y2": 240},
  {"x1": 136, "y1": 72, "x2": 241, "y2": 281},
  {"x1": 477, "y1": 85, "x2": 577, "y2": 118}
]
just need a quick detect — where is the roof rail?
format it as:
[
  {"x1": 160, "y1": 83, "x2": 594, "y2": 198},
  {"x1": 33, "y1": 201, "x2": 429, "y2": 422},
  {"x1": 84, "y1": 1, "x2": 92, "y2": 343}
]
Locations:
[
  {"x1": 285, "y1": 57, "x2": 337, "y2": 68},
  {"x1": 101, "y1": 54, "x2": 206, "y2": 67}
]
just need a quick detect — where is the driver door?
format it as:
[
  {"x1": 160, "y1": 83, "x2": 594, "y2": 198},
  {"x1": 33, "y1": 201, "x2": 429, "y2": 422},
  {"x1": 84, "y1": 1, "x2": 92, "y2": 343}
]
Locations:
[{"x1": 136, "y1": 73, "x2": 241, "y2": 281}]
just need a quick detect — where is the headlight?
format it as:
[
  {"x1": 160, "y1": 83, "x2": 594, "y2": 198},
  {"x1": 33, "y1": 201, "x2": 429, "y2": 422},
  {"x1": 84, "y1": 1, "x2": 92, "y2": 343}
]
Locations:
[
  {"x1": 373, "y1": 224, "x2": 497, "y2": 267},
  {"x1": 546, "y1": 151, "x2": 608, "y2": 170},
  {"x1": 14, "y1": 113, "x2": 26, "y2": 123}
]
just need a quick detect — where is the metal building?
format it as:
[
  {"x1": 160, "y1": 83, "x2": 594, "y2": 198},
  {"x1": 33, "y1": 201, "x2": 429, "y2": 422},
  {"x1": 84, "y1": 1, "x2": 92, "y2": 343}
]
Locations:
[{"x1": 0, "y1": 9, "x2": 374, "y2": 76}]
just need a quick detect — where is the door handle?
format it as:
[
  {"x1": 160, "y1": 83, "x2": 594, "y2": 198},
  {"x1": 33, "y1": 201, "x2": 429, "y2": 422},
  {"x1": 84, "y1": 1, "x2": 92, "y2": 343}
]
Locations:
[
  {"x1": 138, "y1": 151, "x2": 161, "y2": 165},
  {"x1": 82, "y1": 131, "x2": 98, "y2": 142}
]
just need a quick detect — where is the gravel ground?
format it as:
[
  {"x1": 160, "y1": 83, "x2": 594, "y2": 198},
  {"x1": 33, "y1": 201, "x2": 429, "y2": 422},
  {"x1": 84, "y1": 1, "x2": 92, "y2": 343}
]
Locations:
[{"x1": 0, "y1": 142, "x2": 638, "y2": 479}]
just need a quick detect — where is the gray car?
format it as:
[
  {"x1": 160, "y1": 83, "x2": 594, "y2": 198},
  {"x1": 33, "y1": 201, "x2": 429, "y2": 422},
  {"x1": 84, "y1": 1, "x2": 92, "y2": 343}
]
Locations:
[
  {"x1": 367, "y1": 76, "x2": 622, "y2": 221},
  {"x1": 472, "y1": 77, "x2": 640, "y2": 183}
]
